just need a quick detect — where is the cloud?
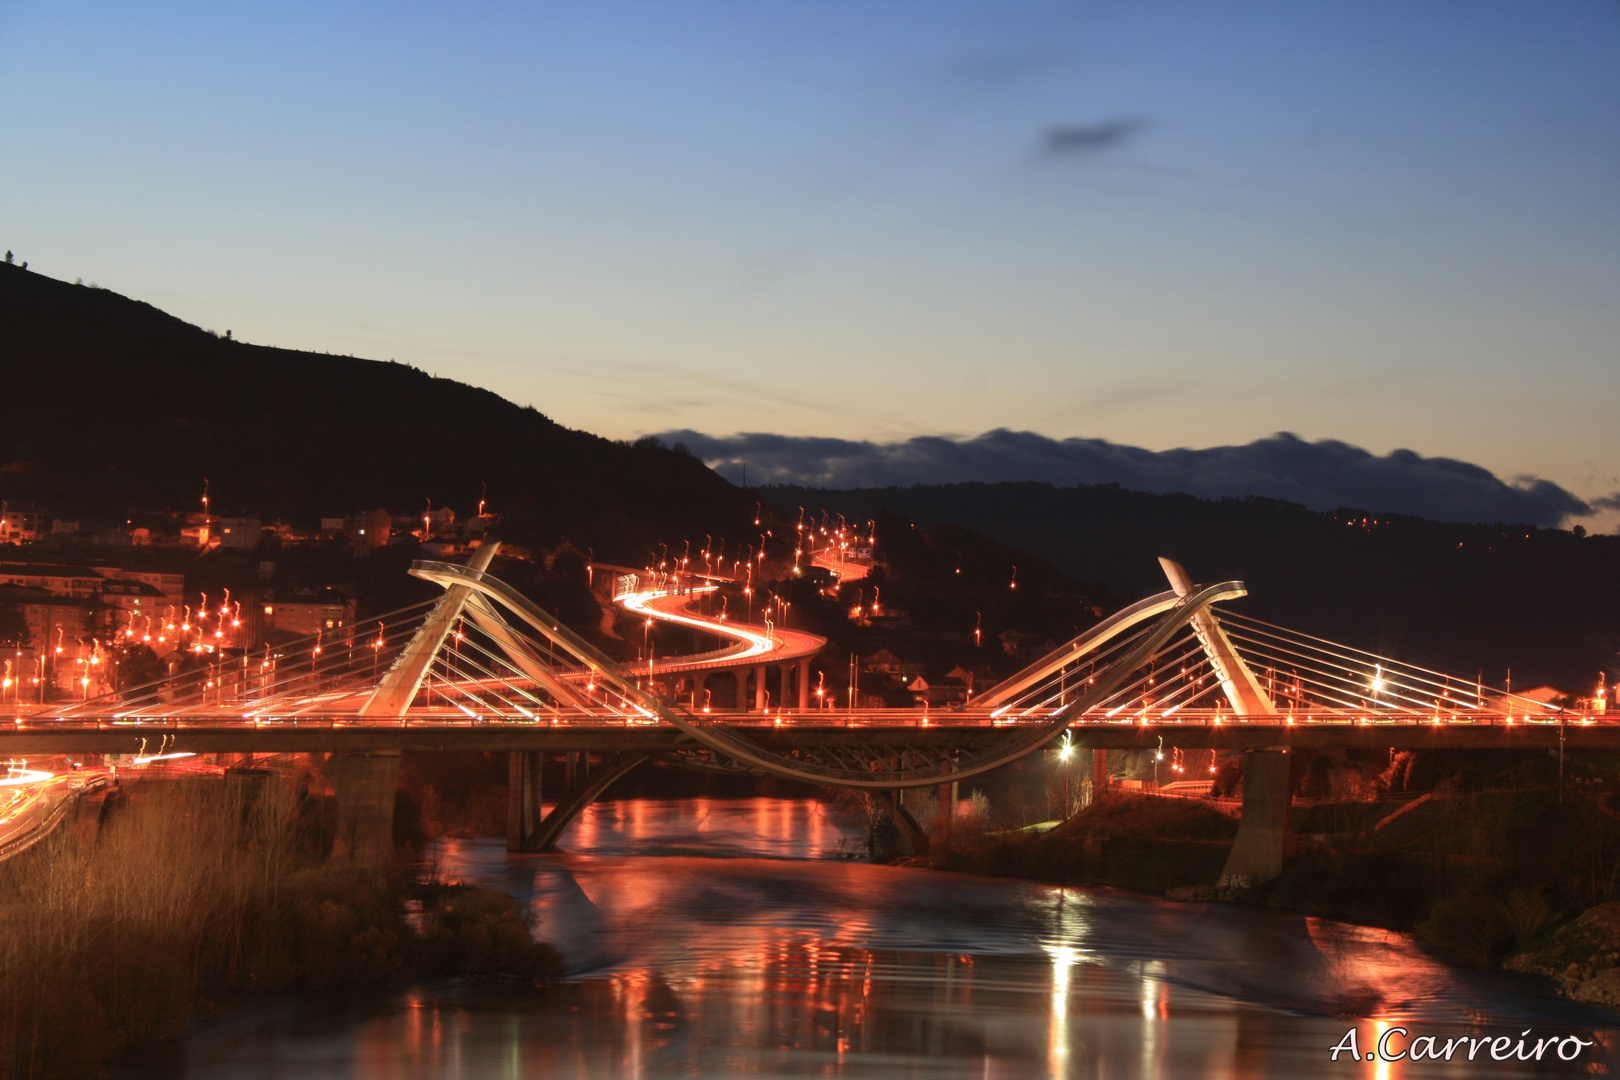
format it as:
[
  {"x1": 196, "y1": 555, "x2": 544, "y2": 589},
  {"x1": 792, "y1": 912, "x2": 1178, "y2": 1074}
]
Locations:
[
  {"x1": 657, "y1": 428, "x2": 1595, "y2": 528},
  {"x1": 1043, "y1": 118, "x2": 1148, "y2": 156}
]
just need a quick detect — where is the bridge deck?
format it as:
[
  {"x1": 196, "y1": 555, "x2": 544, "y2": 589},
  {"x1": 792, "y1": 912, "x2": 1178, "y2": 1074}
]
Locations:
[{"x1": 3, "y1": 709, "x2": 1613, "y2": 754}]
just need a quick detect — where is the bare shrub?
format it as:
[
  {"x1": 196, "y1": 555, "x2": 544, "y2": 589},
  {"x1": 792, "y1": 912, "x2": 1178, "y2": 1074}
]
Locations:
[{"x1": 0, "y1": 777, "x2": 557, "y2": 1078}]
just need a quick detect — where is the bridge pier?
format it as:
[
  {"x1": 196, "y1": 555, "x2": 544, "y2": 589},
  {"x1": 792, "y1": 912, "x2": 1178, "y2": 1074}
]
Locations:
[
  {"x1": 799, "y1": 660, "x2": 810, "y2": 710},
  {"x1": 508, "y1": 750, "x2": 543, "y2": 852},
  {"x1": 325, "y1": 751, "x2": 402, "y2": 870},
  {"x1": 870, "y1": 790, "x2": 929, "y2": 861},
  {"x1": 755, "y1": 665, "x2": 767, "y2": 711},
  {"x1": 1218, "y1": 749, "x2": 1295, "y2": 887},
  {"x1": 563, "y1": 750, "x2": 589, "y2": 789},
  {"x1": 934, "y1": 781, "x2": 953, "y2": 838}
]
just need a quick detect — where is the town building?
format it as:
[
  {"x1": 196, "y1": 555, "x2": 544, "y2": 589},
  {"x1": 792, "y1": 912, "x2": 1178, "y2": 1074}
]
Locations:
[
  {"x1": 261, "y1": 587, "x2": 357, "y2": 638},
  {"x1": 217, "y1": 518, "x2": 262, "y2": 549},
  {"x1": 99, "y1": 578, "x2": 172, "y2": 620},
  {"x1": 0, "y1": 561, "x2": 104, "y2": 599},
  {"x1": 0, "y1": 509, "x2": 44, "y2": 544}
]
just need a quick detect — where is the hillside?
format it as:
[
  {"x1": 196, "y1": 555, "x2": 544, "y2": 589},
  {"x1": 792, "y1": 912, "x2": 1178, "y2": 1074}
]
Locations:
[
  {"x1": 0, "y1": 263, "x2": 750, "y2": 556},
  {"x1": 767, "y1": 482, "x2": 1620, "y2": 693}
]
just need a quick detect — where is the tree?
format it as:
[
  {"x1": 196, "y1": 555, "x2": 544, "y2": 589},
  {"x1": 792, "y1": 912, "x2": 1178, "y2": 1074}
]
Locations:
[
  {"x1": 113, "y1": 643, "x2": 166, "y2": 690},
  {"x1": 0, "y1": 602, "x2": 27, "y2": 646}
]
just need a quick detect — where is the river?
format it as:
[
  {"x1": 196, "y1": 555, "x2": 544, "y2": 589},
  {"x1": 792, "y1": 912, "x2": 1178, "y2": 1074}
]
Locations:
[{"x1": 119, "y1": 798, "x2": 1618, "y2": 1077}]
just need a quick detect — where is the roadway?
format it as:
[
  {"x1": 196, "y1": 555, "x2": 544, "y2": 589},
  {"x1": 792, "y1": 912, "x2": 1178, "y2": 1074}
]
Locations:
[
  {"x1": 3, "y1": 710, "x2": 1616, "y2": 755},
  {"x1": 809, "y1": 537, "x2": 871, "y2": 583},
  {"x1": 616, "y1": 583, "x2": 824, "y2": 674}
]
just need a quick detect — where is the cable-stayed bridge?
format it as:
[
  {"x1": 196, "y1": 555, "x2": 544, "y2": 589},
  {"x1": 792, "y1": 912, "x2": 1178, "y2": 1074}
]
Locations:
[{"x1": 1, "y1": 544, "x2": 1608, "y2": 880}]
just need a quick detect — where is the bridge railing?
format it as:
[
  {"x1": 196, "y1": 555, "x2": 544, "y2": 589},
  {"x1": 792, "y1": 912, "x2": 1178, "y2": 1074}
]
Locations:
[{"x1": 0, "y1": 706, "x2": 1597, "y2": 732}]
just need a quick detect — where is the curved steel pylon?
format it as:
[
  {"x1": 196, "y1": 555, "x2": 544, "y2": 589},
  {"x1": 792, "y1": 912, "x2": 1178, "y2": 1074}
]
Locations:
[{"x1": 409, "y1": 559, "x2": 1249, "y2": 789}]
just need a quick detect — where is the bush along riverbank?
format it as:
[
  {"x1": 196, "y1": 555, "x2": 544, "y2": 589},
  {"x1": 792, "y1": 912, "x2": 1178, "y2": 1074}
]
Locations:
[
  {"x1": 0, "y1": 776, "x2": 563, "y2": 1080},
  {"x1": 928, "y1": 779, "x2": 1620, "y2": 987}
]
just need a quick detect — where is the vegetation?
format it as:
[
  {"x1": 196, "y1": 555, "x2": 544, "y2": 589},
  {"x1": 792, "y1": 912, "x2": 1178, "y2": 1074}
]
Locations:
[
  {"x1": 0, "y1": 778, "x2": 562, "y2": 1080},
  {"x1": 1506, "y1": 902, "x2": 1620, "y2": 1006},
  {"x1": 930, "y1": 791, "x2": 1236, "y2": 892},
  {"x1": 929, "y1": 772, "x2": 1620, "y2": 975}
]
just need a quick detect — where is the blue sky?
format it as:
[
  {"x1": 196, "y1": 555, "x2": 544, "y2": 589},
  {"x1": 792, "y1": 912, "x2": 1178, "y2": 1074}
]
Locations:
[{"x1": 3, "y1": 2, "x2": 1617, "y2": 524}]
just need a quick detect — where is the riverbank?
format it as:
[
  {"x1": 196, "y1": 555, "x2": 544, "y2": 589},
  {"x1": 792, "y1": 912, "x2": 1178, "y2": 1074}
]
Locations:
[
  {"x1": 0, "y1": 776, "x2": 562, "y2": 1080},
  {"x1": 106, "y1": 802, "x2": 1620, "y2": 1079},
  {"x1": 928, "y1": 785, "x2": 1620, "y2": 977}
]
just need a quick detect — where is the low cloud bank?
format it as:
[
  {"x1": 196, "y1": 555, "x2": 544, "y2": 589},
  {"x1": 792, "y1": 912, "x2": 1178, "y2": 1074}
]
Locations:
[{"x1": 658, "y1": 429, "x2": 1593, "y2": 527}]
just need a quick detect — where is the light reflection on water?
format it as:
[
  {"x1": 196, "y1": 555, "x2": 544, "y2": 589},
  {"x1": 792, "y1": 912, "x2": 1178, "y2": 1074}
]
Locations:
[{"x1": 122, "y1": 798, "x2": 1618, "y2": 1078}]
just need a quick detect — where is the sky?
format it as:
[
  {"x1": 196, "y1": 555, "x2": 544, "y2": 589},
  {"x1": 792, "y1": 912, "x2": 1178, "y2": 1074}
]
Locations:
[{"x1": 3, "y1": 2, "x2": 1617, "y2": 527}]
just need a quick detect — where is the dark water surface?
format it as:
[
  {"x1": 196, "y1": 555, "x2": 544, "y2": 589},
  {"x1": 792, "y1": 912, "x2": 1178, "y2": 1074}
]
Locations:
[{"x1": 121, "y1": 798, "x2": 1619, "y2": 1077}]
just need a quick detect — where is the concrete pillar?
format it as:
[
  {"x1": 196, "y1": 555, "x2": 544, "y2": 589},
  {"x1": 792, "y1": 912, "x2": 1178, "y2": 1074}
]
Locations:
[
  {"x1": 798, "y1": 660, "x2": 811, "y2": 711},
  {"x1": 754, "y1": 665, "x2": 766, "y2": 711},
  {"x1": 876, "y1": 790, "x2": 928, "y2": 858},
  {"x1": 779, "y1": 664, "x2": 791, "y2": 711},
  {"x1": 1091, "y1": 748, "x2": 1109, "y2": 798},
  {"x1": 507, "y1": 751, "x2": 542, "y2": 852},
  {"x1": 563, "y1": 750, "x2": 588, "y2": 785},
  {"x1": 1218, "y1": 750, "x2": 1294, "y2": 887},
  {"x1": 326, "y1": 751, "x2": 402, "y2": 870}
]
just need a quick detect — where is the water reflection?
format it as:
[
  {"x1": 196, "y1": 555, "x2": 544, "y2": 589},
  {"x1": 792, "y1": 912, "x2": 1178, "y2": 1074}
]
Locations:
[
  {"x1": 560, "y1": 795, "x2": 857, "y2": 860},
  {"x1": 121, "y1": 798, "x2": 1618, "y2": 1078}
]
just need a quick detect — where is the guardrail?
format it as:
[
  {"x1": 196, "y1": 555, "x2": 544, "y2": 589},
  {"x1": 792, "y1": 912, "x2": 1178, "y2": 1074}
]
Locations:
[{"x1": 0, "y1": 775, "x2": 108, "y2": 863}]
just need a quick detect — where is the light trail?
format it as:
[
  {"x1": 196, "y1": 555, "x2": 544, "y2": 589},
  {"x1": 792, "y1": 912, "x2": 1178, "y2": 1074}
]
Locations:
[
  {"x1": 129, "y1": 752, "x2": 196, "y2": 765},
  {"x1": 616, "y1": 583, "x2": 825, "y2": 671},
  {"x1": 621, "y1": 586, "x2": 775, "y2": 658},
  {"x1": 1, "y1": 765, "x2": 53, "y2": 786}
]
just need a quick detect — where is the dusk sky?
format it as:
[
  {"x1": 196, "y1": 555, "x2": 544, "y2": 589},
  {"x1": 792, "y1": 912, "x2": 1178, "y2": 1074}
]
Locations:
[{"x1": 3, "y1": 2, "x2": 1617, "y2": 526}]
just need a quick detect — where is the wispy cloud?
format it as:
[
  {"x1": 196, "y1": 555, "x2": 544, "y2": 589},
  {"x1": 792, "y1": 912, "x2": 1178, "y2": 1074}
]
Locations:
[
  {"x1": 658, "y1": 428, "x2": 1596, "y2": 528},
  {"x1": 1042, "y1": 118, "x2": 1149, "y2": 156}
]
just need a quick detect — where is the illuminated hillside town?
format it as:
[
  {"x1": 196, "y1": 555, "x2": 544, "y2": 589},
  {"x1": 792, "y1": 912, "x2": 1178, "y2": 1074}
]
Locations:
[{"x1": 0, "y1": 499, "x2": 498, "y2": 700}]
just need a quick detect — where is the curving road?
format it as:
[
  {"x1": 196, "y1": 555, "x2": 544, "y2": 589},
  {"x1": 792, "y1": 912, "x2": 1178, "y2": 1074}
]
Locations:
[
  {"x1": 615, "y1": 582, "x2": 825, "y2": 675},
  {"x1": 809, "y1": 537, "x2": 870, "y2": 584}
]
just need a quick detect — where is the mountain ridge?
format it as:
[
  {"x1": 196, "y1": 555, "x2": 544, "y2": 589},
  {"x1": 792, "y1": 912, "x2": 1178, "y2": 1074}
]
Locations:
[
  {"x1": 766, "y1": 480, "x2": 1620, "y2": 692},
  {"x1": 0, "y1": 262, "x2": 749, "y2": 555}
]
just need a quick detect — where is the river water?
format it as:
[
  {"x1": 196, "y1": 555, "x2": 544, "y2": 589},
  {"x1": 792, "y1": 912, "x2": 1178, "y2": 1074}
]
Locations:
[{"x1": 121, "y1": 798, "x2": 1618, "y2": 1078}]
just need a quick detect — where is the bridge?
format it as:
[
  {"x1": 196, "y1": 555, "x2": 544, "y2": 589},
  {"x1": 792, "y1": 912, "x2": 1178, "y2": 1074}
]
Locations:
[{"x1": 1, "y1": 541, "x2": 1606, "y2": 886}]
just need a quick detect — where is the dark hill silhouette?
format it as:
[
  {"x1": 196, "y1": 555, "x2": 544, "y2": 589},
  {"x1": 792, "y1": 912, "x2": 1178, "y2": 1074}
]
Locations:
[
  {"x1": 0, "y1": 263, "x2": 749, "y2": 556},
  {"x1": 766, "y1": 482, "x2": 1620, "y2": 695}
]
